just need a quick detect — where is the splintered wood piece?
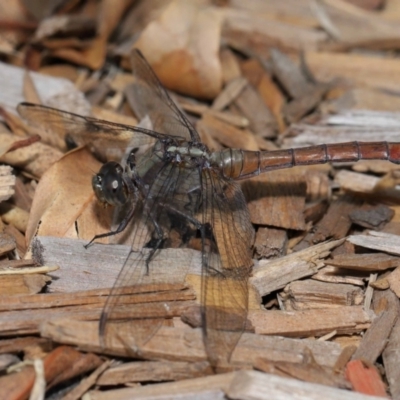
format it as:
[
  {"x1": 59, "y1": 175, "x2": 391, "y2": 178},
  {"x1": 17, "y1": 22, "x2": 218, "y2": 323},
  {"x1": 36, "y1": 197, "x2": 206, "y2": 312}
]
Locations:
[
  {"x1": 33, "y1": 237, "x2": 202, "y2": 293},
  {"x1": 3, "y1": 224, "x2": 26, "y2": 257},
  {"x1": 0, "y1": 165, "x2": 15, "y2": 202},
  {"x1": 0, "y1": 274, "x2": 51, "y2": 295},
  {"x1": 211, "y1": 76, "x2": 247, "y2": 111},
  {"x1": 0, "y1": 346, "x2": 102, "y2": 400},
  {"x1": 97, "y1": 360, "x2": 212, "y2": 386},
  {"x1": 196, "y1": 113, "x2": 258, "y2": 151},
  {"x1": 0, "y1": 130, "x2": 64, "y2": 180},
  {"x1": 0, "y1": 60, "x2": 90, "y2": 112},
  {"x1": 383, "y1": 317, "x2": 400, "y2": 398},
  {"x1": 226, "y1": 370, "x2": 374, "y2": 400},
  {"x1": 233, "y1": 82, "x2": 277, "y2": 138},
  {"x1": 315, "y1": 0, "x2": 400, "y2": 48},
  {"x1": 352, "y1": 288, "x2": 400, "y2": 364},
  {"x1": 90, "y1": 371, "x2": 234, "y2": 400},
  {"x1": 334, "y1": 170, "x2": 388, "y2": 195},
  {"x1": 0, "y1": 231, "x2": 16, "y2": 256},
  {"x1": 40, "y1": 320, "x2": 342, "y2": 368},
  {"x1": 219, "y1": 47, "x2": 241, "y2": 84},
  {"x1": 179, "y1": 100, "x2": 248, "y2": 128},
  {"x1": 345, "y1": 360, "x2": 387, "y2": 398},
  {"x1": 310, "y1": 195, "x2": 363, "y2": 243},
  {"x1": 270, "y1": 48, "x2": 315, "y2": 99},
  {"x1": 283, "y1": 122, "x2": 400, "y2": 149},
  {"x1": 0, "y1": 354, "x2": 19, "y2": 371},
  {"x1": 312, "y1": 266, "x2": 368, "y2": 286},
  {"x1": 0, "y1": 281, "x2": 194, "y2": 335},
  {"x1": 242, "y1": 169, "x2": 307, "y2": 230},
  {"x1": 251, "y1": 239, "x2": 345, "y2": 297},
  {"x1": 222, "y1": 9, "x2": 327, "y2": 56},
  {"x1": 0, "y1": 337, "x2": 51, "y2": 354},
  {"x1": 283, "y1": 85, "x2": 328, "y2": 124},
  {"x1": 0, "y1": 202, "x2": 29, "y2": 233},
  {"x1": 88, "y1": 369, "x2": 373, "y2": 400},
  {"x1": 61, "y1": 360, "x2": 113, "y2": 400},
  {"x1": 347, "y1": 231, "x2": 400, "y2": 256},
  {"x1": 255, "y1": 349, "x2": 350, "y2": 389},
  {"x1": 249, "y1": 306, "x2": 370, "y2": 337},
  {"x1": 306, "y1": 51, "x2": 400, "y2": 94},
  {"x1": 253, "y1": 227, "x2": 287, "y2": 259},
  {"x1": 387, "y1": 266, "x2": 400, "y2": 297},
  {"x1": 283, "y1": 280, "x2": 363, "y2": 310},
  {"x1": 328, "y1": 252, "x2": 400, "y2": 271}
]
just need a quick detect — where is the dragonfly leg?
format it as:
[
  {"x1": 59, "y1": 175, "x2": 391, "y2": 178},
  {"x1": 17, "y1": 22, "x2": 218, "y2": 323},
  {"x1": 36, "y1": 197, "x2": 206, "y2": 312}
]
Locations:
[
  {"x1": 143, "y1": 211, "x2": 165, "y2": 274},
  {"x1": 84, "y1": 205, "x2": 136, "y2": 248}
]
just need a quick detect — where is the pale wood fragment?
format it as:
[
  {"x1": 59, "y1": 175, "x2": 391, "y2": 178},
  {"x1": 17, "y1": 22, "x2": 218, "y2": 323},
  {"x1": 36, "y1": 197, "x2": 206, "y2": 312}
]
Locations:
[
  {"x1": 251, "y1": 239, "x2": 345, "y2": 297},
  {"x1": 196, "y1": 113, "x2": 258, "y2": 151},
  {"x1": 0, "y1": 274, "x2": 51, "y2": 296},
  {"x1": 233, "y1": 82, "x2": 277, "y2": 138},
  {"x1": 253, "y1": 227, "x2": 287, "y2": 259},
  {"x1": 249, "y1": 306, "x2": 370, "y2": 337},
  {"x1": 211, "y1": 76, "x2": 247, "y2": 111},
  {"x1": 0, "y1": 131, "x2": 64, "y2": 179},
  {"x1": 40, "y1": 320, "x2": 342, "y2": 368},
  {"x1": 222, "y1": 9, "x2": 328, "y2": 56},
  {"x1": 383, "y1": 318, "x2": 400, "y2": 398},
  {"x1": 90, "y1": 369, "x2": 378, "y2": 400},
  {"x1": 90, "y1": 371, "x2": 233, "y2": 400},
  {"x1": 32, "y1": 237, "x2": 202, "y2": 292},
  {"x1": 180, "y1": 101, "x2": 249, "y2": 128},
  {"x1": 387, "y1": 266, "x2": 400, "y2": 297},
  {"x1": 0, "y1": 61, "x2": 90, "y2": 114},
  {"x1": 328, "y1": 252, "x2": 400, "y2": 271},
  {"x1": 306, "y1": 51, "x2": 400, "y2": 93},
  {"x1": 310, "y1": 195, "x2": 362, "y2": 243},
  {"x1": 0, "y1": 165, "x2": 15, "y2": 202},
  {"x1": 283, "y1": 280, "x2": 363, "y2": 310},
  {"x1": 284, "y1": 122, "x2": 400, "y2": 148},
  {"x1": 0, "y1": 202, "x2": 29, "y2": 233},
  {"x1": 312, "y1": 266, "x2": 366, "y2": 286},
  {"x1": 347, "y1": 230, "x2": 400, "y2": 256},
  {"x1": 219, "y1": 47, "x2": 241, "y2": 84},
  {"x1": 352, "y1": 288, "x2": 399, "y2": 363},
  {"x1": 227, "y1": 370, "x2": 383, "y2": 400},
  {"x1": 0, "y1": 232, "x2": 16, "y2": 256},
  {"x1": 97, "y1": 360, "x2": 212, "y2": 385},
  {"x1": 254, "y1": 348, "x2": 350, "y2": 389},
  {"x1": 0, "y1": 284, "x2": 195, "y2": 335},
  {"x1": 61, "y1": 360, "x2": 113, "y2": 400},
  {"x1": 242, "y1": 169, "x2": 307, "y2": 230},
  {"x1": 334, "y1": 170, "x2": 382, "y2": 194}
]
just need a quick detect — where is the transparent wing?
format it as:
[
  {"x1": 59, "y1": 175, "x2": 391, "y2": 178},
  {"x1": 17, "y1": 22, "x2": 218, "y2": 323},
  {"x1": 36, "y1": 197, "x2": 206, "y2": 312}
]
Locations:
[
  {"x1": 126, "y1": 49, "x2": 200, "y2": 141},
  {"x1": 200, "y1": 169, "x2": 254, "y2": 366},
  {"x1": 100, "y1": 157, "x2": 201, "y2": 354},
  {"x1": 17, "y1": 102, "x2": 167, "y2": 162}
]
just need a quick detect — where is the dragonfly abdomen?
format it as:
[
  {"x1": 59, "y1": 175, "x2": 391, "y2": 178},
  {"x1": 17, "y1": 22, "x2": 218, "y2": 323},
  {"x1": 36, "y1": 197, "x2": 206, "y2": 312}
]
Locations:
[{"x1": 212, "y1": 141, "x2": 400, "y2": 180}]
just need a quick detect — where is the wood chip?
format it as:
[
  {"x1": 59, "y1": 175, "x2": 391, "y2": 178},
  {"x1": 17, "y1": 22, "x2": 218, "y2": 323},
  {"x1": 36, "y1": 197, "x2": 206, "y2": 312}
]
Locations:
[
  {"x1": 352, "y1": 288, "x2": 399, "y2": 363},
  {"x1": 251, "y1": 239, "x2": 345, "y2": 297},
  {"x1": 347, "y1": 231, "x2": 400, "y2": 256}
]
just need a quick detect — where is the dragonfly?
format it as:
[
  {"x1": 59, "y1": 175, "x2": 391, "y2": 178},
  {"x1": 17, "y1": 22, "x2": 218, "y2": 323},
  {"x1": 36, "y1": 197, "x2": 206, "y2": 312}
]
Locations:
[{"x1": 18, "y1": 50, "x2": 400, "y2": 368}]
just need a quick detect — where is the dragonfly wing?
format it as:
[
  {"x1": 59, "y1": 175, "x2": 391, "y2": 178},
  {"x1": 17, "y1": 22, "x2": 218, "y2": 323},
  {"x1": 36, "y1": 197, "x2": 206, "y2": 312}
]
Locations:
[
  {"x1": 127, "y1": 49, "x2": 200, "y2": 141},
  {"x1": 200, "y1": 169, "x2": 254, "y2": 367},
  {"x1": 100, "y1": 158, "x2": 201, "y2": 354},
  {"x1": 17, "y1": 103, "x2": 163, "y2": 162}
]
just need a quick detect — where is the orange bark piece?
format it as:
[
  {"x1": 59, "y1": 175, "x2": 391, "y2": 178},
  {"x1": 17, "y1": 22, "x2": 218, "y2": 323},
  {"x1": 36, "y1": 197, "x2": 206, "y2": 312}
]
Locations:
[
  {"x1": 0, "y1": 346, "x2": 101, "y2": 400},
  {"x1": 345, "y1": 359, "x2": 387, "y2": 397}
]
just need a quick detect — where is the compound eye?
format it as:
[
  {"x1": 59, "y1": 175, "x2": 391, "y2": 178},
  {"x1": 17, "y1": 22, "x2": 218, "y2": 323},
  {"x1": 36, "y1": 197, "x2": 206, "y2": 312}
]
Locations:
[{"x1": 92, "y1": 162, "x2": 128, "y2": 206}]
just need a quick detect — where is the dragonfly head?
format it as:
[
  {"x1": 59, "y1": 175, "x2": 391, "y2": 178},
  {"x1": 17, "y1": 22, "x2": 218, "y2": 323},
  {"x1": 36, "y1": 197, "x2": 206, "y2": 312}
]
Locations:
[{"x1": 92, "y1": 161, "x2": 128, "y2": 207}]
